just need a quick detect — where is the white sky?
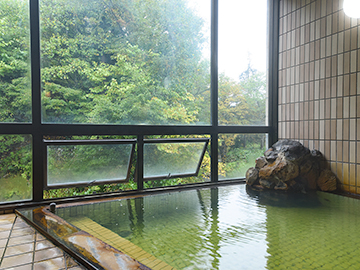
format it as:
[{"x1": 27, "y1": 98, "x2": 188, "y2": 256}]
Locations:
[{"x1": 188, "y1": 0, "x2": 268, "y2": 81}]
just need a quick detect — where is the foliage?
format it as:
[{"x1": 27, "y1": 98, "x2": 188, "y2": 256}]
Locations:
[
  {"x1": 0, "y1": 135, "x2": 32, "y2": 202},
  {"x1": 0, "y1": 0, "x2": 31, "y2": 122},
  {"x1": 1, "y1": 0, "x2": 267, "y2": 200}
]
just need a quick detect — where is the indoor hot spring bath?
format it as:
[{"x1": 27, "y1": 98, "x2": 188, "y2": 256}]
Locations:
[{"x1": 19, "y1": 184, "x2": 360, "y2": 269}]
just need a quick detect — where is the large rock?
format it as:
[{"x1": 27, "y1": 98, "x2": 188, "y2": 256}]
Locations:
[
  {"x1": 317, "y1": 169, "x2": 337, "y2": 191},
  {"x1": 246, "y1": 140, "x2": 338, "y2": 192},
  {"x1": 246, "y1": 167, "x2": 259, "y2": 186}
]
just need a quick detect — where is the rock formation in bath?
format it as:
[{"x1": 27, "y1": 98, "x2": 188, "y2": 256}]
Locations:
[{"x1": 246, "y1": 139, "x2": 337, "y2": 192}]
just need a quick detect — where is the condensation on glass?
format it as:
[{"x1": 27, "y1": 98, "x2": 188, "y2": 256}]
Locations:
[
  {"x1": 0, "y1": 0, "x2": 31, "y2": 123},
  {"x1": 218, "y1": 0, "x2": 268, "y2": 126},
  {"x1": 218, "y1": 133, "x2": 267, "y2": 180},
  {"x1": 46, "y1": 141, "x2": 135, "y2": 188},
  {"x1": 40, "y1": 0, "x2": 211, "y2": 125},
  {"x1": 0, "y1": 135, "x2": 32, "y2": 202},
  {"x1": 144, "y1": 140, "x2": 208, "y2": 180}
]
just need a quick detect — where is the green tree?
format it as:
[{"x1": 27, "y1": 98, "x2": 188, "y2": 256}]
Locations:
[
  {"x1": 40, "y1": 0, "x2": 209, "y2": 124},
  {"x1": 0, "y1": 0, "x2": 31, "y2": 122}
]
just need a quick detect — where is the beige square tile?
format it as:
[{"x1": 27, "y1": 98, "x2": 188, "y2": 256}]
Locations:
[
  {"x1": 351, "y1": 51, "x2": 357, "y2": 73},
  {"x1": 33, "y1": 257, "x2": 65, "y2": 270},
  {"x1": 34, "y1": 247, "x2": 63, "y2": 262},
  {"x1": 350, "y1": 141, "x2": 356, "y2": 163},
  {"x1": 1, "y1": 253, "x2": 33, "y2": 269},
  {"x1": 4, "y1": 243, "x2": 34, "y2": 257},
  {"x1": 0, "y1": 214, "x2": 16, "y2": 223},
  {"x1": 309, "y1": 101, "x2": 314, "y2": 120},
  {"x1": 0, "y1": 230, "x2": 11, "y2": 240},
  {"x1": 344, "y1": 29, "x2": 351, "y2": 52},
  {"x1": 303, "y1": 120, "x2": 309, "y2": 140},
  {"x1": 6, "y1": 264, "x2": 33, "y2": 270},
  {"x1": 13, "y1": 220, "x2": 30, "y2": 230},
  {"x1": 0, "y1": 238, "x2": 8, "y2": 248},
  {"x1": 345, "y1": 12, "x2": 351, "y2": 29},
  {"x1": 314, "y1": 121, "x2": 320, "y2": 140},
  {"x1": 337, "y1": 141, "x2": 343, "y2": 162},
  {"x1": 350, "y1": 119, "x2": 356, "y2": 140},
  {"x1": 330, "y1": 161, "x2": 337, "y2": 173},
  {"x1": 350, "y1": 23, "x2": 358, "y2": 48},
  {"x1": 309, "y1": 140, "x2": 314, "y2": 151},
  {"x1": 325, "y1": 141, "x2": 331, "y2": 159},
  {"x1": 8, "y1": 234, "x2": 35, "y2": 246},
  {"x1": 343, "y1": 141, "x2": 349, "y2": 162},
  {"x1": 337, "y1": 98, "x2": 343, "y2": 118},
  {"x1": 350, "y1": 164, "x2": 356, "y2": 186},
  {"x1": 337, "y1": 163, "x2": 343, "y2": 181},
  {"x1": 325, "y1": 99, "x2": 331, "y2": 119},
  {"x1": 325, "y1": 120, "x2": 331, "y2": 140},
  {"x1": 331, "y1": 141, "x2": 337, "y2": 161},
  {"x1": 343, "y1": 119, "x2": 349, "y2": 140},
  {"x1": 325, "y1": 78, "x2": 331, "y2": 99},
  {"x1": 338, "y1": 75, "x2": 344, "y2": 96},
  {"x1": 0, "y1": 223, "x2": 13, "y2": 232},
  {"x1": 320, "y1": 59, "x2": 326, "y2": 79},
  {"x1": 330, "y1": 98, "x2": 337, "y2": 119},
  {"x1": 343, "y1": 163, "x2": 349, "y2": 185},
  {"x1": 344, "y1": 52, "x2": 351, "y2": 74},
  {"x1": 11, "y1": 227, "x2": 35, "y2": 237},
  {"x1": 344, "y1": 74, "x2": 350, "y2": 96},
  {"x1": 319, "y1": 120, "x2": 325, "y2": 140},
  {"x1": 35, "y1": 240, "x2": 55, "y2": 251},
  {"x1": 338, "y1": 53, "x2": 344, "y2": 75}
]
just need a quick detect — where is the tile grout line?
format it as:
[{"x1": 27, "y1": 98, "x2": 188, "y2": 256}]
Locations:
[
  {"x1": 0, "y1": 215, "x2": 16, "y2": 267},
  {"x1": 31, "y1": 230, "x2": 37, "y2": 270},
  {"x1": 63, "y1": 251, "x2": 68, "y2": 270}
]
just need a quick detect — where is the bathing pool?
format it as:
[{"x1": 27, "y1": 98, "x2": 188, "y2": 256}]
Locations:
[{"x1": 21, "y1": 184, "x2": 360, "y2": 269}]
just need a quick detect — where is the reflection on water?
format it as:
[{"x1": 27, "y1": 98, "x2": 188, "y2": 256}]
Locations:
[
  {"x1": 56, "y1": 184, "x2": 360, "y2": 269},
  {"x1": 245, "y1": 185, "x2": 321, "y2": 208}
]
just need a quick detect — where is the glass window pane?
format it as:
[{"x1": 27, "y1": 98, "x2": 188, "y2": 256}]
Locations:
[
  {"x1": 219, "y1": 134, "x2": 267, "y2": 180},
  {"x1": 47, "y1": 143, "x2": 134, "y2": 187},
  {"x1": 0, "y1": 135, "x2": 32, "y2": 202},
  {"x1": 0, "y1": 0, "x2": 31, "y2": 123},
  {"x1": 40, "y1": 0, "x2": 210, "y2": 125},
  {"x1": 144, "y1": 141, "x2": 207, "y2": 180},
  {"x1": 218, "y1": 0, "x2": 268, "y2": 126}
]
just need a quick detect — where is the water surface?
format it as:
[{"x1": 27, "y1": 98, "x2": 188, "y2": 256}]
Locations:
[{"x1": 57, "y1": 184, "x2": 360, "y2": 269}]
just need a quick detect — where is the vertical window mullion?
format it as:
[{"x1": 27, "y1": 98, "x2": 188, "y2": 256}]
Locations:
[
  {"x1": 30, "y1": 0, "x2": 44, "y2": 202},
  {"x1": 268, "y1": 0, "x2": 280, "y2": 146},
  {"x1": 137, "y1": 135, "x2": 144, "y2": 190},
  {"x1": 211, "y1": 0, "x2": 219, "y2": 182}
]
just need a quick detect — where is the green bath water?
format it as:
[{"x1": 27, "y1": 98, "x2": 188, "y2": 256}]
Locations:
[{"x1": 57, "y1": 184, "x2": 360, "y2": 269}]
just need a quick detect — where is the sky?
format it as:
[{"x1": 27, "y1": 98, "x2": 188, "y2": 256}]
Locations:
[{"x1": 188, "y1": 0, "x2": 268, "y2": 81}]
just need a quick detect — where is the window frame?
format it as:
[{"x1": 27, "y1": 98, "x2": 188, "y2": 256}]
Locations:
[
  {"x1": 44, "y1": 139, "x2": 136, "y2": 189},
  {"x1": 0, "y1": 0, "x2": 279, "y2": 207}
]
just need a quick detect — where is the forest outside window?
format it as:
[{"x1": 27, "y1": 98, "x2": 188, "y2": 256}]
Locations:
[
  {"x1": 40, "y1": 0, "x2": 211, "y2": 125},
  {"x1": 0, "y1": 0, "x2": 276, "y2": 204}
]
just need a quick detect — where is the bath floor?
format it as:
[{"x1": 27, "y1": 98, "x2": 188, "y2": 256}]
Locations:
[{"x1": 0, "y1": 213, "x2": 85, "y2": 270}]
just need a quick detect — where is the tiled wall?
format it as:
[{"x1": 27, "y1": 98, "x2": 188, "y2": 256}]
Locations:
[{"x1": 278, "y1": 0, "x2": 360, "y2": 194}]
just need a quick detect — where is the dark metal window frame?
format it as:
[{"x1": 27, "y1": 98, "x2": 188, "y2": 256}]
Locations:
[
  {"x1": 0, "y1": 0, "x2": 279, "y2": 207},
  {"x1": 143, "y1": 138, "x2": 210, "y2": 181},
  {"x1": 43, "y1": 139, "x2": 137, "y2": 189}
]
